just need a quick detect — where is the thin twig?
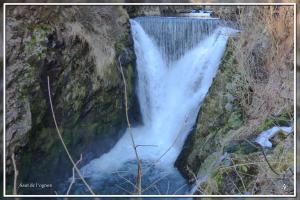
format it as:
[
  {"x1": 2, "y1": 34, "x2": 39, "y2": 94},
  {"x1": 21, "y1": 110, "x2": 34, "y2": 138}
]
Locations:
[
  {"x1": 188, "y1": 165, "x2": 205, "y2": 195},
  {"x1": 154, "y1": 185, "x2": 161, "y2": 195},
  {"x1": 224, "y1": 170, "x2": 242, "y2": 194},
  {"x1": 143, "y1": 117, "x2": 189, "y2": 176},
  {"x1": 244, "y1": 139, "x2": 281, "y2": 175},
  {"x1": 173, "y1": 183, "x2": 188, "y2": 195},
  {"x1": 260, "y1": 145, "x2": 281, "y2": 176},
  {"x1": 115, "y1": 184, "x2": 132, "y2": 195},
  {"x1": 11, "y1": 152, "x2": 19, "y2": 198},
  {"x1": 156, "y1": 117, "x2": 188, "y2": 163},
  {"x1": 66, "y1": 154, "x2": 83, "y2": 195},
  {"x1": 118, "y1": 57, "x2": 142, "y2": 195},
  {"x1": 115, "y1": 171, "x2": 139, "y2": 192},
  {"x1": 166, "y1": 181, "x2": 170, "y2": 195},
  {"x1": 47, "y1": 76, "x2": 95, "y2": 195},
  {"x1": 135, "y1": 144, "x2": 158, "y2": 149},
  {"x1": 230, "y1": 157, "x2": 247, "y2": 193},
  {"x1": 141, "y1": 173, "x2": 169, "y2": 193}
]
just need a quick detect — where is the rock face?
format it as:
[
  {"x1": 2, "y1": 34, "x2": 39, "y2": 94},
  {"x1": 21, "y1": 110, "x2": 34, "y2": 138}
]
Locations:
[
  {"x1": 4, "y1": 4, "x2": 195, "y2": 195},
  {"x1": 176, "y1": 38, "x2": 294, "y2": 195},
  {"x1": 5, "y1": 5, "x2": 136, "y2": 194},
  {"x1": 175, "y1": 40, "x2": 245, "y2": 181}
]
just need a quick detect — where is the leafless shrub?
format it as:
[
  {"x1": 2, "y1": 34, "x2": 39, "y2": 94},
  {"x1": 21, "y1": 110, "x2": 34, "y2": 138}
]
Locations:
[
  {"x1": 233, "y1": 6, "x2": 294, "y2": 121},
  {"x1": 190, "y1": 5, "x2": 294, "y2": 195}
]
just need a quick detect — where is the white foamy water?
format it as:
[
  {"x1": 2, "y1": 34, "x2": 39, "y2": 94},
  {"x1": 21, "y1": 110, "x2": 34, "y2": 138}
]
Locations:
[{"x1": 79, "y1": 17, "x2": 237, "y2": 194}]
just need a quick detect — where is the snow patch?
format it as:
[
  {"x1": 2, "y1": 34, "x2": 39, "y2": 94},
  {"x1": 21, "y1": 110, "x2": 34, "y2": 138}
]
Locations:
[{"x1": 255, "y1": 126, "x2": 292, "y2": 148}]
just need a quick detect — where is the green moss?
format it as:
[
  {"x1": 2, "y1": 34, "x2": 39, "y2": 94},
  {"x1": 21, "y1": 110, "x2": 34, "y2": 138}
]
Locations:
[
  {"x1": 84, "y1": 123, "x2": 101, "y2": 134},
  {"x1": 277, "y1": 131, "x2": 288, "y2": 140},
  {"x1": 223, "y1": 140, "x2": 258, "y2": 155},
  {"x1": 257, "y1": 110, "x2": 292, "y2": 133},
  {"x1": 14, "y1": 13, "x2": 137, "y2": 191},
  {"x1": 270, "y1": 136, "x2": 294, "y2": 174},
  {"x1": 25, "y1": 24, "x2": 53, "y2": 61},
  {"x1": 177, "y1": 39, "x2": 247, "y2": 181},
  {"x1": 213, "y1": 170, "x2": 224, "y2": 189},
  {"x1": 125, "y1": 63, "x2": 134, "y2": 102},
  {"x1": 197, "y1": 152, "x2": 222, "y2": 177},
  {"x1": 114, "y1": 32, "x2": 130, "y2": 55},
  {"x1": 228, "y1": 111, "x2": 243, "y2": 129},
  {"x1": 258, "y1": 118, "x2": 275, "y2": 132}
]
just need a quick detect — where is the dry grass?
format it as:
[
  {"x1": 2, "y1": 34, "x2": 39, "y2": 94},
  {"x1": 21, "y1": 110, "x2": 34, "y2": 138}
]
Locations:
[
  {"x1": 197, "y1": 136, "x2": 294, "y2": 195},
  {"x1": 209, "y1": 5, "x2": 294, "y2": 139},
  {"x1": 222, "y1": 5, "x2": 294, "y2": 195},
  {"x1": 211, "y1": 6, "x2": 289, "y2": 122},
  {"x1": 191, "y1": 5, "x2": 295, "y2": 195},
  {"x1": 233, "y1": 6, "x2": 294, "y2": 121}
]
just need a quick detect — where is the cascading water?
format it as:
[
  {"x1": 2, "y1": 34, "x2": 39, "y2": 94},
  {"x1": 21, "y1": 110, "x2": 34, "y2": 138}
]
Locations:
[{"x1": 69, "y1": 16, "x2": 237, "y2": 195}]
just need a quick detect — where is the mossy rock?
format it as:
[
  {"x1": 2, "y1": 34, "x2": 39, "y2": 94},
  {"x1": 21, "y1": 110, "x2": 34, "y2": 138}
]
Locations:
[
  {"x1": 257, "y1": 110, "x2": 293, "y2": 133},
  {"x1": 176, "y1": 39, "x2": 244, "y2": 181},
  {"x1": 14, "y1": 20, "x2": 136, "y2": 195},
  {"x1": 223, "y1": 140, "x2": 258, "y2": 155},
  {"x1": 25, "y1": 24, "x2": 53, "y2": 59}
]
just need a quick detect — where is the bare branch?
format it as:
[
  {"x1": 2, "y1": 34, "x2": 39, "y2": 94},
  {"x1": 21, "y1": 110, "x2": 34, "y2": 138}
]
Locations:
[
  {"x1": 166, "y1": 181, "x2": 170, "y2": 195},
  {"x1": 141, "y1": 172, "x2": 169, "y2": 193},
  {"x1": 230, "y1": 157, "x2": 247, "y2": 194},
  {"x1": 118, "y1": 57, "x2": 142, "y2": 195},
  {"x1": 173, "y1": 182, "x2": 188, "y2": 195},
  {"x1": 66, "y1": 154, "x2": 83, "y2": 195},
  {"x1": 115, "y1": 184, "x2": 132, "y2": 195},
  {"x1": 224, "y1": 170, "x2": 242, "y2": 194},
  {"x1": 135, "y1": 144, "x2": 158, "y2": 149},
  {"x1": 188, "y1": 166, "x2": 206, "y2": 194},
  {"x1": 244, "y1": 139, "x2": 281, "y2": 176},
  {"x1": 47, "y1": 76, "x2": 95, "y2": 195},
  {"x1": 154, "y1": 185, "x2": 161, "y2": 195},
  {"x1": 115, "y1": 171, "x2": 139, "y2": 192},
  {"x1": 11, "y1": 152, "x2": 19, "y2": 199}
]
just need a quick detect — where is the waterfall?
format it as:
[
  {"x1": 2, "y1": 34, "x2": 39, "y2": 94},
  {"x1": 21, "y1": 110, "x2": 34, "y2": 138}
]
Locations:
[
  {"x1": 78, "y1": 16, "x2": 237, "y2": 195},
  {"x1": 134, "y1": 17, "x2": 227, "y2": 65}
]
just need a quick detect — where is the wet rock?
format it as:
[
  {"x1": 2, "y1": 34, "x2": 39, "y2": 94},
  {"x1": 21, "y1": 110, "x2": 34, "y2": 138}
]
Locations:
[
  {"x1": 223, "y1": 139, "x2": 258, "y2": 154},
  {"x1": 5, "y1": 5, "x2": 137, "y2": 194},
  {"x1": 175, "y1": 40, "x2": 244, "y2": 181}
]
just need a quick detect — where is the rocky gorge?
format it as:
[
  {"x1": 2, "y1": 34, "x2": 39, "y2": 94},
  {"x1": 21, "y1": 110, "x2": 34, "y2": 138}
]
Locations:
[
  {"x1": 3, "y1": 4, "x2": 295, "y2": 196},
  {"x1": 5, "y1": 5, "x2": 138, "y2": 194}
]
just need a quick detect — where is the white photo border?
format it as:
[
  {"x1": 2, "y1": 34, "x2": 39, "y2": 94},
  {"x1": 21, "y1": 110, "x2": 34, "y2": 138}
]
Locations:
[{"x1": 2, "y1": 2, "x2": 297, "y2": 198}]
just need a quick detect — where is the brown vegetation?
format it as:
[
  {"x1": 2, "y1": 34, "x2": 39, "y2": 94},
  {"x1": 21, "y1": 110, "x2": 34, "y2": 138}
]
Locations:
[{"x1": 190, "y1": 5, "x2": 295, "y2": 195}]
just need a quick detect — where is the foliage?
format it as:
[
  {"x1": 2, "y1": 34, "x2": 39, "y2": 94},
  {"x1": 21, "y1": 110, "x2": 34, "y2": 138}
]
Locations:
[{"x1": 183, "y1": 5, "x2": 294, "y2": 195}]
